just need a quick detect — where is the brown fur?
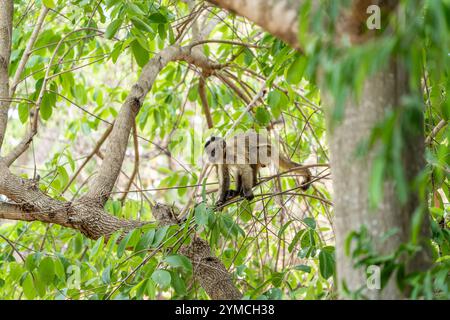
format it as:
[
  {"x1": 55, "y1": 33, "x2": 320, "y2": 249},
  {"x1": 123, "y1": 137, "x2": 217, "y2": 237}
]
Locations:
[{"x1": 205, "y1": 133, "x2": 312, "y2": 206}]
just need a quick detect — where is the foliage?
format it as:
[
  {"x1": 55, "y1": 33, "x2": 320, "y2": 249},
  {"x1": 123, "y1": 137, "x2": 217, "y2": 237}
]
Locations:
[{"x1": 0, "y1": 0, "x2": 447, "y2": 300}]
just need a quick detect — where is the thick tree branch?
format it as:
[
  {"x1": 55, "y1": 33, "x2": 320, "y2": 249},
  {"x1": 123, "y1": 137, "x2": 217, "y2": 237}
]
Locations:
[
  {"x1": 198, "y1": 76, "x2": 214, "y2": 129},
  {"x1": 0, "y1": 161, "x2": 146, "y2": 239},
  {"x1": 0, "y1": 202, "x2": 36, "y2": 222},
  {"x1": 0, "y1": 0, "x2": 13, "y2": 150},
  {"x1": 152, "y1": 203, "x2": 242, "y2": 300},
  {"x1": 207, "y1": 0, "x2": 303, "y2": 50}
]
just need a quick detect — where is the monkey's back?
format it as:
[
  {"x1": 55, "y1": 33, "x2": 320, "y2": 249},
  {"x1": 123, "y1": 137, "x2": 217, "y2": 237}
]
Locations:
[{"x1": 224, "y1": 132, "x2": 273, "y2": 166}]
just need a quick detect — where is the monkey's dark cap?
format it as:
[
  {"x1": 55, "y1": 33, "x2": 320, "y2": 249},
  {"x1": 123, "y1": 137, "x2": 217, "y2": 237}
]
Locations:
[{"x1": 204, "y1": 136, "x2": 217, "y2": 149}]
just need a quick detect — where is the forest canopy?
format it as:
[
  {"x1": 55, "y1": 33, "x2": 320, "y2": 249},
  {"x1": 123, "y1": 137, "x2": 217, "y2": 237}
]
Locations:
[{"x1": 0, "y1": 0, "x2": 448, "y2": 300}]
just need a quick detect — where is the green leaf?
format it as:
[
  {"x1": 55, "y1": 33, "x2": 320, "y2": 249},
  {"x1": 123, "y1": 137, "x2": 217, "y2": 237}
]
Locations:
[
  {"x1": 319, "y1": 246, "x2": 335, "y2": 279},
  {"x1": 38, "y1": 257, "x2": 55, "y2": 285},
  {"x1": 151, "y1": 269, "x2": 171, "y2": 289},
  {"x1": 164, "y1": 254, "x2": 192, "y2": 274},
  {"x1": 130, "y1": 40, "x2": 149, "y2": 67},
  {"x1": 148, "y1": 13, "x2": 167, "y2": 23},
  {"x1": 270, "y1": 271, "x2": 284, "y2": 287},
  {"x1": 146, "y1": 279, "x2": 156, "y2": 299},
  {"x1": 102, "y1": 265, "x2": 111, "y2": 284},
  {"x1": 152, "y1": 225, "x2": 169, "y2": 247},
  {"x1": 43, "y1": 0, "x2": 56, "y2": 9},
  {"x1": 18, "y1": 103, "x2": 29, "y2": 123},
  {"x1": 105, "y1": 19, "x2": 123, "y2": 39},
  {"x1": 267, "y1": 90, "x2": 282, "y2": 118},
  {"x1": 117, "y1": 230, "x2": 136, "y2": 258},
  {"x1": 22, "y1": 273, "x2": 36, "y2": 299},
  {"x1": 194, "y1": 203, "x2": 209, "y2": 226},
  {"x1": 130, "y1": 17, "x2": 153, "y2": 33},
  {"x1": 54, "y1": 258, "x2": 66, "y2": 281},
  {"x1": 288, "y1": 229, "x2": 305, "y2": 253},
  {"x1": 90, "y1": 236, "x2": 104, "y2": 258},
  {"x1": 265, "y1": 287, "x2": 282, "y2": 300},
  {"x1": 287, "y1": 55, "x2": 307, "y2": 84},
  {"x1": 255, "y1": 107, "x2": 271, "y2": 125},
  {"x1": 267, "y1": 90, "x2": 281, "y2": 108},
  {"x1": 171, "y1": 271, "x2": 187, "y2": 296},
  {"x1": 40, "y1": 93, "x2": 54, "y2": 120},
  {"x1": 126, "y1": 3, "x2": 146, "y2": 16},
  {"x1": 303, "y1": 217, "x2": 316, "y2": 230},
  {"x1": 188, "y1": 84, "x2": 198, "y2": 101},
  {"x1": 135, "y1": 229, "x2": 155, "y2": 253},
  {"x1": 57, "y1": 166, "x2": 69, "y2": 188},
  {"x1": 294, "y1": 264, "x2": 311, "y2": 273}
]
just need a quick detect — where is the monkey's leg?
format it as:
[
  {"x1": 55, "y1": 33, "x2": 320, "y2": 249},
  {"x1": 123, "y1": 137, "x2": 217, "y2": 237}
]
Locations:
[
  {"x1": 241, "y1": 166, "x2": 255, "y2": 201},
  {"x1": 225, "y1": 172, "x2": 241, "y2": 200},
  {"x1": 298, "y1": 167, "x2": 312, "y2": 190},
  {"x1": 236, "y1": 173, "x2": 243, "y2": 197},
  {"x1": 216, "y1": 164, "x2": 230, "y2": 206}
]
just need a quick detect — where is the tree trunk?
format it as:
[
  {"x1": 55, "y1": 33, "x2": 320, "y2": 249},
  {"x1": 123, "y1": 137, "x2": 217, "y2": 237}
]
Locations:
[{"x1": 327, "y1": 60, "x2": 431, "y2": 299}]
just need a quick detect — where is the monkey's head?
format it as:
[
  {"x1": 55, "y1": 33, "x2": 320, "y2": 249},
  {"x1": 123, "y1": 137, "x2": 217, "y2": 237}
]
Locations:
[{"x1": 204, "y1": 136, "x2": 226, "y2": 164}]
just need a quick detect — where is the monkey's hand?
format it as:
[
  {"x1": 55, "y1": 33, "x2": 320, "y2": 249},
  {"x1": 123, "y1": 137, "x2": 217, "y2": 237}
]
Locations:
[
  {"x1": 243, "y1": 191, "x2": 254, "y2": 202},
  {"x1": 226, "y1": 189, "x2": 240, "y2": 200}
]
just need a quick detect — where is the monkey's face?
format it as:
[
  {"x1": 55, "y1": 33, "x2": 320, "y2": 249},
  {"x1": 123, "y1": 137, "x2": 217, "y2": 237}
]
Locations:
[{"x1": 204, "y1": 136, "x2": 226, "y2": 164}]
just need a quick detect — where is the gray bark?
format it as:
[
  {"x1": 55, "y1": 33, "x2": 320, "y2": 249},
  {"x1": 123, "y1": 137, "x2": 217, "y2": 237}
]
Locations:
[
  {"x1": 153, "y1": 203, "x2": 242, "y2": 299},
  {"x1": 0, "y1": 0, "x2": 13, "y2": 150},
  {"x1": 327, "y1": 61, "x2": 431, "y2": 299},
  {"x1": 208, "y1": 0, "x2": 302, "y2": 49}
]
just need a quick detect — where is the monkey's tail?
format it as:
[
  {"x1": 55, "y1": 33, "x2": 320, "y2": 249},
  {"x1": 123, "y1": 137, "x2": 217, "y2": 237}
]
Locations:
[{"x1": 278, "y1": 155, "x2": 312, "y2": 191}]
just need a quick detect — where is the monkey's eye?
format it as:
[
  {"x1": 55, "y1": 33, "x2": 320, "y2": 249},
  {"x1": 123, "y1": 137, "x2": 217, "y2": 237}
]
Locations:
[{"x1": 211, "y1": 149, "x2": 216, "y2": 157}]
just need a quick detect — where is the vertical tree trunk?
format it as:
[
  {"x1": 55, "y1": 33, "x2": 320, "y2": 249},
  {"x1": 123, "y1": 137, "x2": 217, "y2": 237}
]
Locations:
[
  {"x1": 0, "y1": 0, "x2": 13, "y2": 150},
  {"x1": 327, "y1": 60, "x2": 431, "y2": 299}
]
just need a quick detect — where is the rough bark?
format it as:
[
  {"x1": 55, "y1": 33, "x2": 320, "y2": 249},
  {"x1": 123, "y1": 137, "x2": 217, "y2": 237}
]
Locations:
[
  {"x1": 152, "y1": 203, "x2": 242, "y2": 300},
  {"x1": 328, "y1": 62, "x2": 431, "y2": 299},
  {"x1": 208, "y1": 0, "x2": 302, "y2": 49},
  {"x1": 0, "y1": 162, "x2": 145, "y2": 239},
  {"x1": 0, "y1": 0, "x2": 13, "y2": 150}
]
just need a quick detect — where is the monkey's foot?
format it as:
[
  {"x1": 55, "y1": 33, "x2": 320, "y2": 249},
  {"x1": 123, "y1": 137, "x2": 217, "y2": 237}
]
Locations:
[
  {"x1": 244, "y1": 192, "x2": 254, "y2": 202},
  {"x1": 226, "y1": 189, "x2": 240, "y2": 199}
]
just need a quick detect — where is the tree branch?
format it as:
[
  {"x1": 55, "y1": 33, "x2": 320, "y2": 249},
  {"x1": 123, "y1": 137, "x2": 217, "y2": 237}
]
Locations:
[
  {"x1": 9, "y1": 6, "x2": 49, "y2": 97},
  {"x1": 152, "y1": 203, "x2": 242, "y2": 300},
  {"x1": 207, "y1": 0, "x2": 303, "y2": 50},
  {"x1": 425, "y1": 119, "x2": 447, "y2": 146},
  {"x1": 0, "y1": 0, "x2": 13, "y2": 150},
  {"x1": 198, "y1": 76, "x2": 214, "y2": 129},
  {"x1": 0, "y1": 161, "x2": 146, "y2": 239}
]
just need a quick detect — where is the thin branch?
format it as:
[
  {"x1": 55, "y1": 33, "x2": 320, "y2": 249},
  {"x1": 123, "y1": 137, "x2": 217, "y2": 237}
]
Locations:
[
  {"x1": 198, "y1": 76, "x2": 214, "y2": 129},
  {"x1": 425, "y1": 119, "x2": 447, "y2": 145},
  {"x1": 0, "y1": 0, "x2": 13, "y2": 150},
  {"x1": 62, "y1": 124, "x2": 113, "y2": 194}
]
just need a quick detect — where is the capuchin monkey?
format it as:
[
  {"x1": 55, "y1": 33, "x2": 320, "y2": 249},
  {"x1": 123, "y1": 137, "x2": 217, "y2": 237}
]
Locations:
[{"x1": 204, "y1": 132, "x2": 312, "y2": 207}]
